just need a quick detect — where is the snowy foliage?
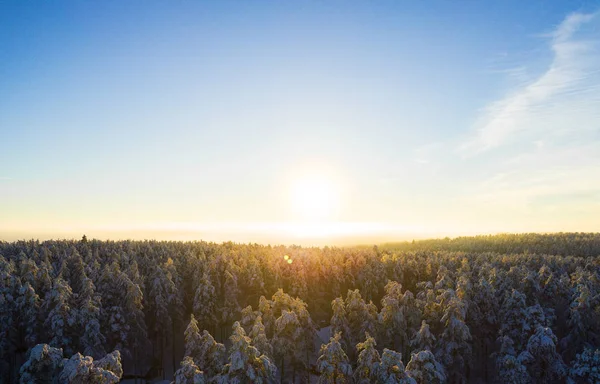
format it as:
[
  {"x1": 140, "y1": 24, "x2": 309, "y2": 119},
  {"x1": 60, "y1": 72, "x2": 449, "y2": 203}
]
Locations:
[
  {"x1": 193, "y1": 271, "x2": 217, "y2": 329},
  {"x1": 19, "y1": 344, "x2": 64, "y2": 384},
  {"x1": 173, "y1": 356, "x2": 206, "y2": 384},
  {"x1": 518, "y1": 326, "x2": 567, "y2": 382},
  {"x1": 184, "y1": 314, "x2": 203, "y2": 363},
  {"x1": 196, "y1": 330, "x2": 226, "y2": 379},
  {"x1": 2, "y1": 235, "x2": 600, "y2": 383},
  {"x1": 60, "y1": 350, "x2": 122, "y2": 384},
  {"x1": 410, "y1": 320, "x2": 435, "y2": 352},
  {"x1": 436, "y1": 290, "x2": 471, "y2": 383},
  {"x1": 317, "y1": 332, "x2": 352, "y2": 384},
  {"x1": 568, "y1": 348, "x2": 600, "y2": 383},
  {"x1": 249, "y1": 315, "x2": 273, "y2": 359},
  {"x1": 377, "y1": 348, "x2": 416, "y2": 384},
  {"x1": 354, "y1": 333, "x2": 380, "y2": 383},
  {"x1": 43, "y1": 278, "x2": 75, "y2": 353},
  {"x1": 216, "y1": 321, "x2": 277, "y2": 384},
  {"x1": 494, "y1": 336, "x2": 529, "y2": 384},
  {"x1": 405, "y1": 350, "x2": 446, "y2": 384}
]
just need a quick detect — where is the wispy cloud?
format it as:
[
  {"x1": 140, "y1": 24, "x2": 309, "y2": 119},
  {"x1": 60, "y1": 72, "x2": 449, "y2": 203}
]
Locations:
[
  {"x1": 443, "y1": 11, "x2": 600, "y2": 232},
  {"x1": 461, "y1": 11, "x2": 600, "y2": 155}
]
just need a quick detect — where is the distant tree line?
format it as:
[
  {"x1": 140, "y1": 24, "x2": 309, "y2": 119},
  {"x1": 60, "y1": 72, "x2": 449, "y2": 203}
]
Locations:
[{"x1": 0, "y1": 233, "x2": 599, "y2": 383}]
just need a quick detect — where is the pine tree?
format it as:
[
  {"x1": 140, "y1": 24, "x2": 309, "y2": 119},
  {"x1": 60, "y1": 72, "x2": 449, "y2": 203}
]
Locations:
[
  {"x1": 15, "y1": 282, "x2": 40, "y2": 350},
  {"x1": 216, "y1": 321, "x2": 277, "y2": 384},
  {"x1": 74, "y1": 277, "x2": 106, "y2": 358},
  {"x1": 258, "y1": 295, "x2": 275, "y2": 339},
  {"x1": 331, "y1": 297, "x2": 351, "y2": 351},
  {"x1": 469, "y1": 276, "x2": 498, "y2": 382},
  {"x1": 184, "y1": 314, "x2": 203, "y2": 363},
  {"x1": 405, "y1": 350, "x2": 446, "y2": 384},
  {"x1": 500, "y1": 289, "x2": 529, "y2": 350},
  {"x1": 197, "y1": 330, "x2": 226, "y2": 379},
  {"x1": 97, "y1": 263, "x2": 128, "y2": 353},
  {"x1": 569, "y1": 348, "x2": 600, "y2": 383},
  {"x1": 173, "y1": 356, "x2": 206, "y2": 384},
  {"x1": 493, "y1": 336, "x2": 529, "y2": 384},
  {"x1": 250, "y1": 315, "x2": 273, "y2": 359},
  {"x1": 148, "y1": 265, "x2": 178, "y2": 378},
  {"x1": 273, "y1": 309, "x2": 301, "y2": 382},
  {"x1": 410, "y1": 320, "x2": 435, "y2": 352},
  {"x1": 354, "y1": 333, "x2": 380, "y2": 384},
  {"x1": 380, "y1": 281, "x2": 408, "y2": 351},
  {"x1": 377, "y1": 348, "x2": 416, "y2": 384},
  {"x1": 19, "y1": 344, "x2": 64, "y2": 384},
  {"x1": 42, "y1": 277, "x2": 75, "y2": 354},
  {"x1": 436, "y1": 291, "x2": 471, "y2": 384},
  {"x1": 240, "y1": 305, "x2": 258, "y2": 334},
  {"x1": 60, "y1": 350, "x2": 123, "y2": 384},
  {"x1": 345, "y1": 290, "x2": 378, "y2": 355},
  {"x1": 518, "y1": 326, "x2": 566, "y2": 383},
  {"x1": 219, "y1": 270, "x2": 241, "y2": 332},
  {"x1": 292, "y1": 297, "x2": 318, "y2": 381},
  {"x1": 316, "y1": 332, "x2": 353, "y2": 384}
]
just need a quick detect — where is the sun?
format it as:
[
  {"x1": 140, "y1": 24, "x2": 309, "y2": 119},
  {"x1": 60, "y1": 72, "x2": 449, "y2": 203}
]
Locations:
[{"x1": 289, "y1": 174, "x2": 340, "y2": 222}]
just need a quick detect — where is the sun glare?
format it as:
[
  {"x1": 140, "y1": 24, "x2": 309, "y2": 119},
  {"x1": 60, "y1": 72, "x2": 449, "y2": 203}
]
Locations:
[{"x1": 290, "y1": 174, "x2": 340, "y2": 222}]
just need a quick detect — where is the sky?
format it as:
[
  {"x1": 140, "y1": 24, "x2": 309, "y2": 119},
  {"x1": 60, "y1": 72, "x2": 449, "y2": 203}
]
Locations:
[{"x1": 1, "y1": 1, "x2": 600, "y2": 245}]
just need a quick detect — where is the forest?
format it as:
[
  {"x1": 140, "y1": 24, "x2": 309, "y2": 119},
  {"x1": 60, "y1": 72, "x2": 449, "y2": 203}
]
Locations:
[{"x1": 1, "y1": 233, "x2": 599, "y2": 383}]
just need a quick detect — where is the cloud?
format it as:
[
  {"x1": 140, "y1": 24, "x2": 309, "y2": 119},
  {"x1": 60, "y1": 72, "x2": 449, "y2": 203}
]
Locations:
[
  {"x1": 443, "y1": 11, "x2": 600, "y2": 232},
  {"x1": 461, "y1": 11, "x2": 600, "y2": 155}
]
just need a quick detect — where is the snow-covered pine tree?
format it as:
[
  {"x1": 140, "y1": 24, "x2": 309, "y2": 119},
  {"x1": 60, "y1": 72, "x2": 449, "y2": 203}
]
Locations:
[
  {"x1": 193, "y1": 271, "x2": 218, "y2": 336},
  {"x1": 500, "y1": 289, "x2": 529, "y2": 351},
  {"x1": 292, "y1": 297, "x2": 318, "y2": 381},
  {"x1": 469, "y1": 276, "x2": 498, "y2": 382},
  {"x1": 216, "y1": 321, "x2": 277, "y2": 384},
  {"x1": 273, "y1": 309, "x2": 301, "y2": 382},
  {"x1": 354, "y1": 333, "x2": 380, "y2": 384},
  {"x1": 379, "y1": 281, "x2": 408, "y2": 352},
  {"x1": 345, "y1": 289, "x2": 378, "y2": 356},
  {"x1": 518, "y1": 326, "x2": 567, "y2": 383},
  {"x1": 219, "y1": 269, "x2": 241, "y2": 336},
  {"x1": 568, "y1": 348, "x2": 600, "y2": 383},
  {"x1": 96, "y1": 263, "x2": 128, "y2": 353},
  {"x1": 405, "y1": 350, "x2": 446, "y2": 384},
  {"x1": 19, "y1": 344, "x2": 64, "y2": 384},
  {"x1": 240, "y1": 305, "x2": 258, "y2": 334},
  {"x1": 15, "y1": 282, "x2": 40, "y2": 350},
  {"x1": 258, "y1": 295, "x2": 275, "y2": 339},
  {"x1": 563, "y1": 282, "x2": 600, "y2": 360},
  {"x1": 377, "y1": 348, "x2": 416, "y2": 384},
  {"x1": 410, "y1": 320, "x2": 435, "y2": 352},
  {"x1": 331, "y1": 297, "x2": 351, "y2": 351},
  {"x1": 197, "y1": 330, "x2": 226, "y2": 379},
  {"x1": 493, "y1": 335, "x2": 529, "y2": 384},
  {"x1": 249, "y1": 315, "x2": 273, "y2": 359},
  {"x1": 60, "y1": 349, "x2": 123, "y2": 384},
  {"x1": 1, "y1": 254, "x2": 18, "y2": 381},
  {"x1": 400, "y1": 290, "x2": 422, "y2": 356},
  {"x1": 164, "y1": 257, "x2": 185, "y2": 374},
  {"x1": 42, "y1": 277, "x2": 75, "y2": 354},
  {"x1": 435, "y1": 291, "x2": 471, "y2": 384},
  {"x1": 316, "y1": 332, "x2": 352, "y2": 384},
  {"x1": 434, "y1": 266, "x2": 454, "y2": 292},
  {"x1": 74, "y1": 276, "x2": 106, "y2": 358},
  {"x1": 173, "y1": 356, "x2": 206, "y2": 384},
  {"x1": 148, "y1": 264, "x2": 177, "y2": 378},
  {"x1": 184, "y1": 314, "x2": 203, "y2": 363}
]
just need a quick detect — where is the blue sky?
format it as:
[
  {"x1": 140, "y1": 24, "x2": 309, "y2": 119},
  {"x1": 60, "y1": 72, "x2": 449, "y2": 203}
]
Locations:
[{"x1": 1, "y1": 1, "x2": 599, "y2": 243}]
